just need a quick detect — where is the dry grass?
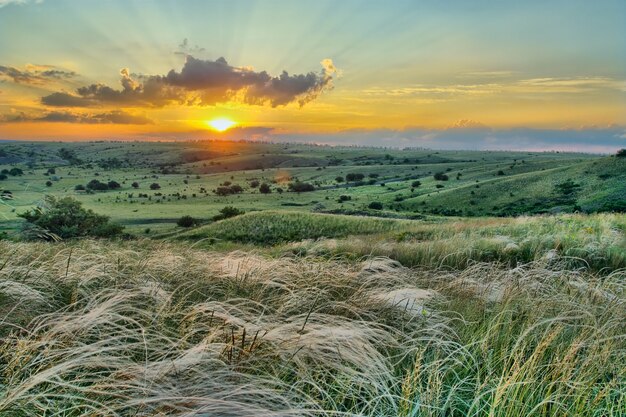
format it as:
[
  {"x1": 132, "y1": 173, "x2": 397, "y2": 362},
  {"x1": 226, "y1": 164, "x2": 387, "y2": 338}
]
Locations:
[{"x1": 0, "y1": 239, "x2": 624, "y2": 416}]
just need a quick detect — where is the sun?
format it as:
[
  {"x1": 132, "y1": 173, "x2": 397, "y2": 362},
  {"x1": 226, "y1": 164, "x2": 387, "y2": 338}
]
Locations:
[{"x1": 206, "y1": 118, "x2": 236, "y2": 132}]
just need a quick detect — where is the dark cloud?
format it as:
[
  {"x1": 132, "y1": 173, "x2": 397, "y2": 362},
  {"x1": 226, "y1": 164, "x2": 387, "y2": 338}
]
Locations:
[
  {"x1": 41, "y1": 56, "x2": 338, "y2": 108},
  {"x1": 41, "y1": 92, "x2": 95, "y2": 107},
  {"x1": 0, "y1": 64, "x2": 76, "y2": 85},
  {"x1": 2, "y1": 110, "x2": 152, "y2": 125}
]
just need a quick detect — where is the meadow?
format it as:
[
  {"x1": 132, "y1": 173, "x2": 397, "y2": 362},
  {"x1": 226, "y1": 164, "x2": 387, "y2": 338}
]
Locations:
[{"x1": 0, "y1": 141, "x2": 625, "y2": 416}]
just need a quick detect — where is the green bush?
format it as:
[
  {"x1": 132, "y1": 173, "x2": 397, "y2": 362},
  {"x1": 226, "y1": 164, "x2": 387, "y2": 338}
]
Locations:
[
  {"x1": 177, "y1": 215, "x2": 198, "y2": 227},
  {"x1": 213, "y1": 206, "x2": 244, "y2": 221},
  {"x1": 18, "y1": 196, "x2": 124, "y2": 240},
  {"x1": 368, "y1": 201, "x2": 383, "y2": 210},
  {"x1": 288, "y1": 181, "x2": 315, "y2": 192}
]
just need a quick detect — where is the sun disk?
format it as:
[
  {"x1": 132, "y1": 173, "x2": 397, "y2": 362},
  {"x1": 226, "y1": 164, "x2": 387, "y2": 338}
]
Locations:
[{"x1": 207, "y1": 118, "x2": 236, "y2": 132}]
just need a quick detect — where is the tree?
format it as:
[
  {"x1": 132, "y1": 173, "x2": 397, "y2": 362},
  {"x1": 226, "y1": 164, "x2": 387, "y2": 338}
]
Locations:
[
  {"x1": 18, "y1": 196, "x2": 123, "y2": 240},
  {"x1": 617, "y1": 149, "x2": 626, "y2": 157},
  {"x1": 9, "y1": 168, "x2": 23, "y2": 176},
  {"x1": 45, "y1": 181, "x2": 53, "y2": 187},
  {"x1": 107, "y1": 180, "x2": 121, "y2": 189},
  {"x1": 411, "y1": 180, "x2": 421, "y2": 188},
  {"x1": 433, "y1": 172, "x2": 448, "y2": 181},
  {"x1": 75, "y1": 184, "x2": 86, "y2": 191},
  {"x1": 131, "y1": 182, "x2": 140, "y2": 188},
  {"x1": 249, "y1": 180, "x2": 260, "y2": 188},
  {"x1": 0, "y1": 174, "x2": 7, "y2": 181},
  {"x1": 177, "y1": 215, "x2": 198, "y2": 227},
  {"x1": 150, "y1": 183, "x2": 161, "y2": 190},
  {"x1": 259, "y1": 183, "x2": 271, "y2": 194},
  {"x1": 213, "y1": 206, "x2": 244, "y2": 221},
  {"x1": 368, "y1": 201, "x2": 383, "y2": 210},
  {"x1": 86, "y1": 179, "x2": 109, "y2": 191},
  {"x1": 288, "y1": 181, "x2": 315, "y2": 192},
  {"x1": 346, "y1": 173, "x2": 365, "y2": 182},
  {"x1": 335, "y1": 176, "x2": 344, "y2": 183}
]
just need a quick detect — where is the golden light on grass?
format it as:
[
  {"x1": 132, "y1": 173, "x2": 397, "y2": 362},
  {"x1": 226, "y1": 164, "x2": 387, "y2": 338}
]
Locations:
[{"x1": 206, "y1": 118, "x2": 236, "y2": 132}]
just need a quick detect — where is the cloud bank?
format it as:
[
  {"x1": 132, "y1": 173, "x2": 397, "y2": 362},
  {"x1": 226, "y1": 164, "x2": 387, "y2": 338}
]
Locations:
[
  {"x1": 41, "y1": 56, "x2": 339, "y2": 108},
  {"x1": 3, "y1": 110, "x2": 152, "y2": 124},
  {"x1": 0, "y1": 64, "x2": 76, "y2": 85}
]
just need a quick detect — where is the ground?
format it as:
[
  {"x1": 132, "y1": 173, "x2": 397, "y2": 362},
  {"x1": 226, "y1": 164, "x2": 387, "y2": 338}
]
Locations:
[{"x1": 0, "y1": 141, "x2": 624, "y2": 416}]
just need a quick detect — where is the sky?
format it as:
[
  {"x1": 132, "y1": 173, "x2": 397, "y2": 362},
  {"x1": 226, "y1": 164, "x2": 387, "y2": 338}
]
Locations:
[{"x1": 0, "y1": 0, "x2": 624, "y2": 151}]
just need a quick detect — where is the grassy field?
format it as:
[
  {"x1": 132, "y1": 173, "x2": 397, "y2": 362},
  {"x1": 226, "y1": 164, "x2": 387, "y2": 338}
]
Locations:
[
  {"x1": 1, "y1": 141, "x2": 625, "y2": 416},
  {"x1": 0, "y1": 236, "x2": 624, "y2": 416},
  {"x1": 1, "y1": 141, "x2": 623, "y2": 235}
]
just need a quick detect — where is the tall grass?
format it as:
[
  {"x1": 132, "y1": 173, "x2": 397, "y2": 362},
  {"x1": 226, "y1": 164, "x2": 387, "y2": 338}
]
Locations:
[
  {"x1": 290, "y1": 213, "x2": 626, "y2": 272},
  {"x1": 1, "y1": 239, "x2": 624, "y2": 415},
  {"x1": 176, "y1": 211, "x2": 413, "y2": 245}
]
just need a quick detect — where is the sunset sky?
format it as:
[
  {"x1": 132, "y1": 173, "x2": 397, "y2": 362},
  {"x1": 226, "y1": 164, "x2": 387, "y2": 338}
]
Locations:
[{"x1": 0, "y1": 0, "x2": 624, "y2": 151}]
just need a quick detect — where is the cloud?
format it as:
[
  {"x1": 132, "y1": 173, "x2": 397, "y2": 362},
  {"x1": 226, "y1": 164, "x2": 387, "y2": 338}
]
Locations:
[
  {"x1": 0, "y1": 0, "x2": 42, "y2": 7},
  {"x1": 41, "y1": 55, "x2": 339, "y2": 108},
  {"x1": 174, "y1": 38, "x2": 206, "y2": 56},
  {"x1": 259, "y1": 127, "x2": 626, "y2": 153},
  {"x1": 2, "y1": 110, "x2": 152, "y2": 124},
  {"x1": 0, "y1": 64, "x2": 76, "y2": 84},
  {"x1": 448, "y1": 119, "x2": 489, "y2": 129}
]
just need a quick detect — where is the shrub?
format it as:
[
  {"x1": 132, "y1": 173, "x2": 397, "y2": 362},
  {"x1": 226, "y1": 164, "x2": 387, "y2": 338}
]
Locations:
[
  {"x1": 131, "y1": 182, "x2": 140, "y2": 188},
  {"x1": 346, "y1": 173, "x2": 365, "y2": 182},
  {"x1": 433, "y1": 172, "x2": 448, "y2": 181},
  {"x1": 249, "y1": 180, "x2": 260, "y2": 188},
  {"x1": 9, "y1": 168, "x2": 23, "y2": 176},
  {"x1": 288, "y1": 182, "x2": 315, "y2": 192},
  {"x1": 150, "y1": 183, "x2": 161, "y2": 190},
  {"x1": 74, "y1": 184, "x2": 86, "y2": 191},
  {"x1": 18, "y1": 196, "x2": 123, "y2": 240},
  {"x1": 107, "y1": 181, "x2": 121, "y2": 189},
  {"x1": 616, "y1": 148, "x2": 626, "y2": 157},
  {"x1": 86, "y1": 179, "x2": 109, "y2": 191},
  {"x1": 177, "y1": 215, "x2": 198, "y2": 227},
  {"x1": 45, "y1": 181, "x2": 53, "y2": 187},
  {"x1": 259, "y1": 183, "x2": 271, "y2": 194},
  {"x1": 213, "y1": 206, "x2": 244, "y2": 221},
  {"x1": 335, "y1": 176, "x2": 344, "y2": 183},
  {"x1": 368, "y1": 201, "x2": 383, "y2": 210},
  {"x1": 411, "y1": 180, "x2": 421, "y2": 188},
  {"x1": 0, "y1": 174, "x2": 6, "y2": 181},
  {"x1": 338, "y1": 195, "x2": 351, "y2": 202},
  {"x1": 497, "y1": 170, "x2": 505, "y2": 176}
]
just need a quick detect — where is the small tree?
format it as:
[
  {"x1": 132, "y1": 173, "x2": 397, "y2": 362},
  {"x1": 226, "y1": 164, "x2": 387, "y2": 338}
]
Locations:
[
  {"x1": 86, "y1": 179, "x2": 109, "y2": 191},
  {"x1": 249, "y1": 180, "x2": 260, "y2": 188},
  {"x1": 9, "y1": 168, "x2": 24, "y2": 176},
  {"x1": 617, "y1": 149, "x2": 626, "y2": 158},
  {"x1": 150, "y1": 183, "x2": 161, "y2": 190},
  {"x1": 18, "y1": 196, "x2": 123, "y2": 240},
  {"x1": 45, "y1": 181, "x2": 53, "y2": 187},
  {"x1": 411, "y1": 180, "x2": 421, "y2": 188},
  {"x1": 177, "y1": 215, "x2": 198, "y2": 227},
  {"x1": 259, "y1": 183, "x2": 271, "y2": 194},
  {"x1": 108, "y1": 180, "x2": 121, "y2": 189},
  {"x1": 288, "y1": 182, "x2": 315, "y2": 193},
  {"x1": 335, "y1": 176, "x2": 344, "y2": 183},
  {"x1": 213, "y1": 206, "x2": 244, "y2": 221},
  {"x1": 131, "y1": 182, "x2": 140, "y2": 188},
  {"x1": 433, "y1": 172, "x2": 448, "y2": 181},
  {"x1": 368, "y1": 201, "x2": 383, "y2": 210}
]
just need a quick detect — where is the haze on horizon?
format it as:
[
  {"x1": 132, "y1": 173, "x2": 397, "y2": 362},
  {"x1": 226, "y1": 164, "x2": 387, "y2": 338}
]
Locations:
[{"x1": 0, "y1": 0, "x2": 624, "y2": 152}]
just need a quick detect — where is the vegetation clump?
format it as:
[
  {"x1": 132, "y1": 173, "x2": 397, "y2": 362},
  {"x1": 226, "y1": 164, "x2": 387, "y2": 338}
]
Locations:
[{"x1": 18, "y1": 196, "x2": 123, "y2": 240}]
